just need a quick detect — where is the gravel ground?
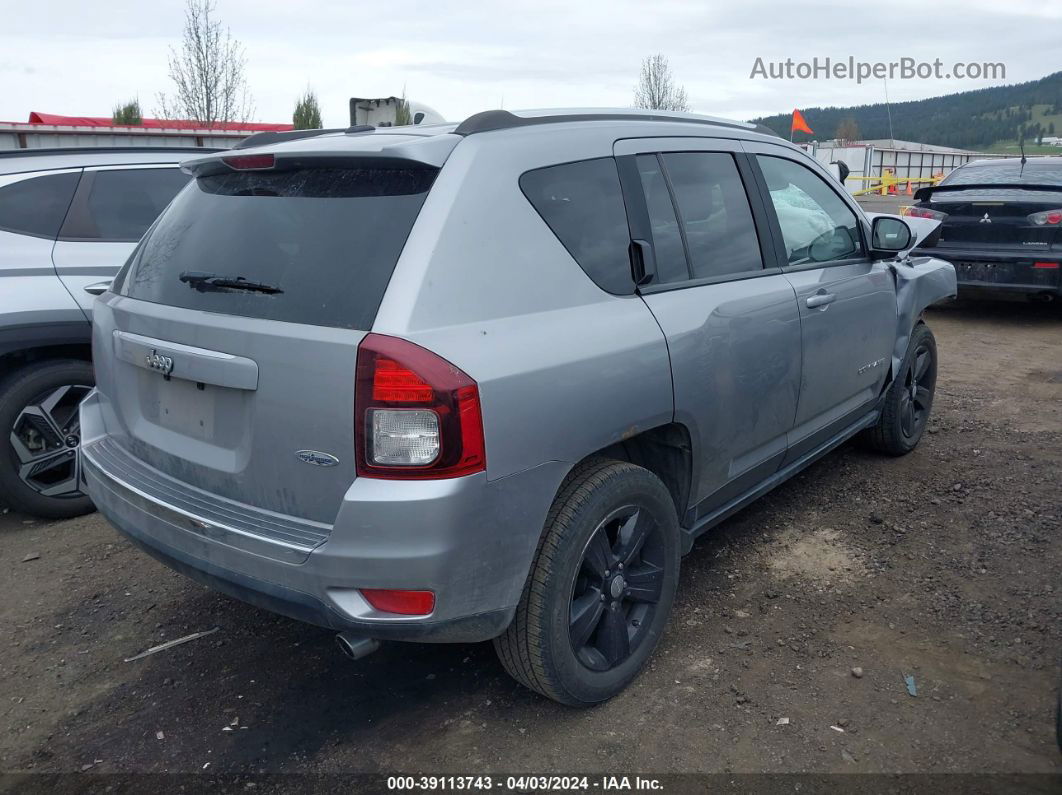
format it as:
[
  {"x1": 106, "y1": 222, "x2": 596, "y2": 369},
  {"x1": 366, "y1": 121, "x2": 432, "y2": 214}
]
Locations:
[{"x1": 1, "y1": 299, "x2": 1060, "y2": 782}]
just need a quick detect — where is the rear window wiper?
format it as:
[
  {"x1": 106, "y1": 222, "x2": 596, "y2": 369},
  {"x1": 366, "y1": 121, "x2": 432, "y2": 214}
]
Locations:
[{"x1": 179, "y1": 271, "x2": 283, "y2": 294}]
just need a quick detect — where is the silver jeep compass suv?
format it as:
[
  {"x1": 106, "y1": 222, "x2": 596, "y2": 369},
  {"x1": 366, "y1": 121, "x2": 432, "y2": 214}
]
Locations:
[
  {"x1": 0, "y1": 147, "x2": 202, "y2": 518},
  {"x1": 81, "y1": 110, "x2": 956, "y2": 705}
]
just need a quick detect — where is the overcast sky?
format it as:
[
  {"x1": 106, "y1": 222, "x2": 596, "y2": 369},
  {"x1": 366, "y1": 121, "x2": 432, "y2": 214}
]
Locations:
[{"x1": 2, "y1": 0, "x2": 1059, "y2": 128}]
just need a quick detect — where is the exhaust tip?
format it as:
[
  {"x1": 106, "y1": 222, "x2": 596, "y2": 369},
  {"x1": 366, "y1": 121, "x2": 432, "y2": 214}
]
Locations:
[{"x1": 335, "y1": 632, "x2": 381, "y2": 661}]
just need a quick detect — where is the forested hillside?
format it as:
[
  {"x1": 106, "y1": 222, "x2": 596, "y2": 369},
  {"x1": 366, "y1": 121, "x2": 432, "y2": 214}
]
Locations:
[{"x1": 753, "y1": 71, "x2": 1062, "y2": 151}]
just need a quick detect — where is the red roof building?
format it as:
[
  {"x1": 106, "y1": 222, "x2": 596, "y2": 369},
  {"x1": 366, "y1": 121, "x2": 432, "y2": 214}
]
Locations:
[
  {"x1": 27, "y1": 112, "x2": 292, "y2": 132},
  {"x1": 1, "y1": 113, "x2": 294, "y2": 151}
]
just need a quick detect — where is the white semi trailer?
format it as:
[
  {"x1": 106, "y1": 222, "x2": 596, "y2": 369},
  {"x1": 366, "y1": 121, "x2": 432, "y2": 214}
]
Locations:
[{"x1": 348, "y1": 97, "x2": 446, "y2": 128}]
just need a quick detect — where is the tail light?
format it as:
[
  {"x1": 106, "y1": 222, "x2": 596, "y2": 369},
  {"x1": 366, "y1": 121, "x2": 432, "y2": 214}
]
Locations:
[
  {"x1": 355, "y1": 333, "x2": 485, "y2": 479},
  {"x1": 1028, "y1": 209, "x2": 1062, "y2": 226},
  {"x1": 905, "y1": 206, "x2": 948, "y2": 221}
]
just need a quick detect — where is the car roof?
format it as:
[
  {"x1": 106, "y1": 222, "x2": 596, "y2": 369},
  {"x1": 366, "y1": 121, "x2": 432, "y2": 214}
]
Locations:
[{"x1": 0, "y1": 147, "x2": 221, "y2": 176}]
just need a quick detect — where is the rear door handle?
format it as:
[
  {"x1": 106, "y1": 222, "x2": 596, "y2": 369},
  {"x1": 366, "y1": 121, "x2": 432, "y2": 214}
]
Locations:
[
  {"x1": 629, "y1": 239, "x2": 656, "y2": 286},
  {"x1": 84, "y1": 280, "x2": 112, "y2": 296},
  {"x1": 806, "y1": 292, "x2": 836, "y2": 309}
]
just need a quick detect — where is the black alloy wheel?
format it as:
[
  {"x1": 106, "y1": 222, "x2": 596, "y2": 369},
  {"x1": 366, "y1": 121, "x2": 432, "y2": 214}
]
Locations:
[
  {"x1": 899, "y1": 339, "x2": 934, "y2": 440},
  {"x1": 569, "y1": 504, "x2": 666, "y2": 672}
]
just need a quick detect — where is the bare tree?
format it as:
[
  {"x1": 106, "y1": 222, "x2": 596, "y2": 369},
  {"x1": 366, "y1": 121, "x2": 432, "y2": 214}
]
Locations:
[
  {"x1": 835, "y1": 117, "x2": 861, "y2": 145},
  {"x1": 156, "y1": 0, "x2": 255, "y2": 125},
  {"x1": 633, "y1": 54, "x2": 690, "y2": 112}
]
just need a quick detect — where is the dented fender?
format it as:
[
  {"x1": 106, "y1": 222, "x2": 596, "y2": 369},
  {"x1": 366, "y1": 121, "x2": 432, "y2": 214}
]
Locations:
[{"x1": 888, "y1": 255, "x2": 957, "y2": 376}]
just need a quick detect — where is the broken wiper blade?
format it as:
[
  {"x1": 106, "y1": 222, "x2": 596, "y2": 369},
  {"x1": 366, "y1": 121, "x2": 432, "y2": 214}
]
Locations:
[{"x1": 178, "y1": 271, "x2": 283, "y2": 294}]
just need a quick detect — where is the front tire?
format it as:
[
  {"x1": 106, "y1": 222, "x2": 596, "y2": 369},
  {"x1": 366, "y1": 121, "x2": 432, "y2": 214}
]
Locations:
[
  {"x1": 494, "y1": 459, "x2": 680, "y2": 706},
  {"x1": 0, "y1": 360, "x2": 96, "y2": 519},
  {"x1": 863, "y1": 323, "x2": 937, "y2": 456}
]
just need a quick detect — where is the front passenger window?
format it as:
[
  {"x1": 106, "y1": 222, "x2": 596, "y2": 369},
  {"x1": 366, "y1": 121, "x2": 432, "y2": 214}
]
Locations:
[{"x1": 757, "y1": 155, "x2": 863, "y2": 265}]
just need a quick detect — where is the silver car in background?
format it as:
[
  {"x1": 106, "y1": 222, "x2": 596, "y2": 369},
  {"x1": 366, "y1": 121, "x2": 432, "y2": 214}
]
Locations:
[
  {"x1": 81, "y1": 109, "x2": 956, "y2": 704},
  {"x1": 0, "y1": 148, "x2": 201, "y2": 517}
]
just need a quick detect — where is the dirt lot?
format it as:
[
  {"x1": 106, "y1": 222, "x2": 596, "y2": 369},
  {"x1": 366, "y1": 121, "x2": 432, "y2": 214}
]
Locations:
[{"x1": 1, "y1": 300, "x2": 1060, "y2": 783}]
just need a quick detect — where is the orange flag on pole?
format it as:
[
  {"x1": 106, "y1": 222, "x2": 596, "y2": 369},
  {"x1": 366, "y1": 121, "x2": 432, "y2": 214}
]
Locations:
[{"x1": 791, "y1": 109, "x2": 813, "y2": 136}]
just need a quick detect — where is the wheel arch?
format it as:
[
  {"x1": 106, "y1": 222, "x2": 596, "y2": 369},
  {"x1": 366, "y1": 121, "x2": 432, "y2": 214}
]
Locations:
[
  {"x1": 888, "y1": 257, "x2": 955, "y2": 381},
  {"x1": 579, "y1": 422, "x2": 693, "y2": 526},
  {"x1": 0, "y1": 343, "x2": 93, "y2": 387},
  {"x1": 0, "y1": 320, "x2": 93, "y2": 386}
]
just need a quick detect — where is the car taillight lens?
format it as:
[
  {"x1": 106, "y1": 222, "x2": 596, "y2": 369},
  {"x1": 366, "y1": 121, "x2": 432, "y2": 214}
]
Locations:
[
  {"x1": 1028, "y1": 209, "x2": 1062, "y2": 226},
  {"x1": 355, "y1": 333, "x2": 485, "y2": 479},
  {"x1": 371, "y1": 409, "x2": 440, "y2": 465},
  {"x1": 361, "y1": 588, "x2": 435, "y2": 616},
  {"x1": 905, "y1": 206, "x2": 948, "y2": 221}
]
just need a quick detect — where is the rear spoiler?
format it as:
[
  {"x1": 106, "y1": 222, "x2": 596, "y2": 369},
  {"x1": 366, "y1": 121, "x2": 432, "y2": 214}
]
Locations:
[
  {"x1": 179, "y1": 133, "x2": 460, "y2": 176},
  {"x1": 914, "y1": 182, "x2": 1062, "y2": 201}
]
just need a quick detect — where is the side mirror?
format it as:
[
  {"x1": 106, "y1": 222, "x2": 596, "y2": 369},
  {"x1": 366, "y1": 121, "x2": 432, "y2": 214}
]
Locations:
[
  {"x1": 870, "y1": 216, "x2": 913, "y2": 254},
  {"x1": 809, "y1": 226, "x2": 857, "y2": 262}
]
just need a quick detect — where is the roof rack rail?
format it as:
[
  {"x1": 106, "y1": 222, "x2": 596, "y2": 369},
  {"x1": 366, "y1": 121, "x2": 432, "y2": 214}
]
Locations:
[
  {"x1": 453, "y1": 109, "x2": 781, "y2": 138},
  {"x1": 0, "y1": 145, "x2": 224, "y2": 158},
  {"x1": 232, "y1": 125, "x2": 377, "y2": 150},
  {"x1": 751, "y1": 123, "x2": 783, "y2": 138}
]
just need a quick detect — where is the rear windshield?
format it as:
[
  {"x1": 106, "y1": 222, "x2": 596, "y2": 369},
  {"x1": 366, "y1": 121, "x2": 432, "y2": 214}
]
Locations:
[
  {"x1": 117, "y1": 165, "x2": 437, "y2": 330},
  {"x1": 941, "y1": 161, "x2": 1062, "y2": 186}
]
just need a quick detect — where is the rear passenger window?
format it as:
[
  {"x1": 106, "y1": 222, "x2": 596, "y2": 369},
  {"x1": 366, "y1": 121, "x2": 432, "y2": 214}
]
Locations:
[
  {"x1": 0, "y1": 171, "x2": 80, "y2": 238},
  {"x1": 520, "y1": 158, "x2": 634, "y2": 294},
  {"x1": 662, "y1": 153, "x2": 762, "y2": 279},
  {"x1": 636, "y1": 155, "x2": 689, "y2": 284},
  {"x1": 62, "y1": 168, "x2": 191, "y2": 241}
]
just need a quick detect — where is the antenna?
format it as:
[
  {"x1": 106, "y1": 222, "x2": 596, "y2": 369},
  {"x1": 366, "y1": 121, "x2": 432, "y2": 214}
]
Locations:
[
  {"x1": 883, "y1": 78, "x2": 895, "y2": 143},
  {"x1": 1019, "y1": 136, "x2": 1027, "y2": 177}
]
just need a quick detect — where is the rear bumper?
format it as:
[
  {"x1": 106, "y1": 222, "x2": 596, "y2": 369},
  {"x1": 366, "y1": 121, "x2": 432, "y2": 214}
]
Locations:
[
  {"x1": 80, "y1": 390, "x2": 568, "y2": 643},
  {"x1": 914, "y1": 248, "x2": 1061, "y2": 296}
]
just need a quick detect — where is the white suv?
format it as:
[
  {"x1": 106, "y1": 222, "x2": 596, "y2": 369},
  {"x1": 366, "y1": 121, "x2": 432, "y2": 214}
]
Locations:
[{"x1": 0, "y1": 147, "x2": 207, "y2": 517}]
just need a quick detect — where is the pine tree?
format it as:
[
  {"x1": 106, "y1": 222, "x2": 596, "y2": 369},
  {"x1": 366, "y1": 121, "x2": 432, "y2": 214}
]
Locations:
[
  {"x1": 112, "y1": 99, "x2": 143, "y2": 125},
  {"x1": 292, "y1": 89, "x2": 323, "y2": 130}
]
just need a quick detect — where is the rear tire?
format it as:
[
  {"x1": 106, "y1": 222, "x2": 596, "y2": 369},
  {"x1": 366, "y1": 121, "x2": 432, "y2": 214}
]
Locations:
[
  {"x1": 863, "y1": 323, "x2": 937, "y2": 456},
  {"x1": 494, "y1": 459, "x2": 680, "y2": 706},
  {"x1": 0, "y1": 360, "x2": 95, "y2": 519}
]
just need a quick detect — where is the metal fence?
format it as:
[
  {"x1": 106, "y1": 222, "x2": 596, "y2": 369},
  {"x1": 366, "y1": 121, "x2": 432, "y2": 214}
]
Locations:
[{"x1": 804, "y1": 143, "x2": 1010, "y2": 194}]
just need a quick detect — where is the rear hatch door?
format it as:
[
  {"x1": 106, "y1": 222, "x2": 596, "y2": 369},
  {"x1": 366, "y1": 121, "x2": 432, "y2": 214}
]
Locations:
[{"x1": 96, "y1": 150, "x2": 442, "y2": 524}]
